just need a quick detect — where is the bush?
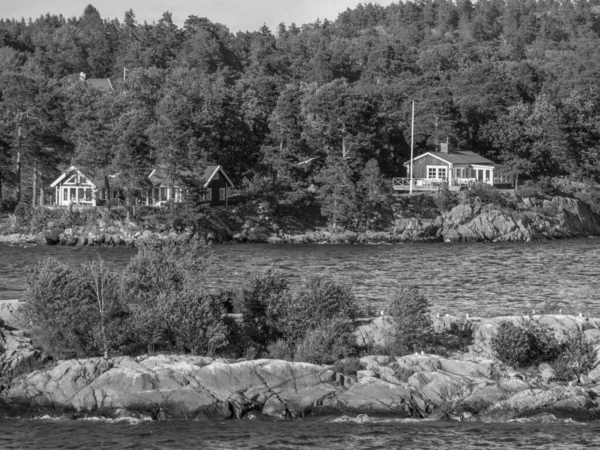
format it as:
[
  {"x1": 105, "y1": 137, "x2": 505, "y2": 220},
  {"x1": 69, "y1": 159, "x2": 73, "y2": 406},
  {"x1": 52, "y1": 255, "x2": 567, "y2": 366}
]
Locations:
[
  {"x1": 278, "y1": 276, "x2": 358, "y2": 344},
  {"x1": 234, "y1": 269, "x2": 291, "y2": 353},
  {"x1": 165, "y1": 286, "x2": 229, "y2": 356},
  {"x1": 470, "y1": 183, "x2": 509, "y2": 206},
  {"x1": 333, "y1": 358, "x2": 365, "y2": 376},
  {"x1": 384, "y1": 285, "x2": 434, "y2": 356},
  {"x1": 491, "y1": 318, "x2": 563, "y2": 368},
  {"x1": 293, "y1": 318, "x2": 357, "y2": 364},
  {"x1": 552, "y1": 330, "x2": 598, "y2": 381},
  {"x1": 121, "y1": 237, "x2": 225, "y2": 354},
  {"x1": 267, "y1": 339, "x2": 294, "y2": 361},
  {"x1": 429, "y1": 320, "x2": 475, "y2": 356},
  {"x1": 21, "y1": 258, "x2": 125, "y2": 358}
]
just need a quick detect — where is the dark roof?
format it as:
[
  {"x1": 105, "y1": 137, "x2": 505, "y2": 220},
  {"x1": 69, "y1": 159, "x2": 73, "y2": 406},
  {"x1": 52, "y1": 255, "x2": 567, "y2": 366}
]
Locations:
[
  {"x1": 87, "y1": 78, "x2": 113, "y2": 90},
  {"x1": 149, "y1": 164, "x2": 234, "y2": 188},
  {"x1": 414, "y1": 151, "x2": 496, "y2": 165}
]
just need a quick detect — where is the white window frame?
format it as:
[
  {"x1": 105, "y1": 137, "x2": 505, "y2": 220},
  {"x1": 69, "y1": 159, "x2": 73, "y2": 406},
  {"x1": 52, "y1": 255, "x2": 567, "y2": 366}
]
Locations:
[
  {"x1": 206, "y1": 188, "x2": 212, "y2": 201},
  {"x1": 219, "y1": 187, "x2": 226, "y2": 201},
  {"x1": 426, "y1": 165, "x2": 448, "y2": 179}
]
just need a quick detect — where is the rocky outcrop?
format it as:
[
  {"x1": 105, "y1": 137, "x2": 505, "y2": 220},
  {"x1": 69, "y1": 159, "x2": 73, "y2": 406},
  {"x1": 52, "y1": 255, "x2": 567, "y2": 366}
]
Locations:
[
  {"x1": 3, "y1": 352, "x2": 600, "y2": 421},
  {"x1": 2, "y1": 313, "x2": 600, "y2": 421}
]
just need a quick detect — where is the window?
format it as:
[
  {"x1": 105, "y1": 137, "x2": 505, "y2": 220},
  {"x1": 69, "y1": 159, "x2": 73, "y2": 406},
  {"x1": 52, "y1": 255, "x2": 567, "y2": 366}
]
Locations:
[
  {"x1": 427, "y1": 166, "x2": 447, "y2": 179},
  {"x1": 206, "y1": 188, "x2": 212, "y2": 201},
  {"x1": 219, "y1": 187, "x2": 226, "y2": 201},
  {"x1": 63, "y1": 188, "x2": 68, "y2": 201}
]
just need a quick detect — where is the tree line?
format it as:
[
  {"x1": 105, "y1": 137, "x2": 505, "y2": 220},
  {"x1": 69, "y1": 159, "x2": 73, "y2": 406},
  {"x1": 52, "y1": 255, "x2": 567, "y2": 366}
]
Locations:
[{"x1": 1, "y1": 1, "x2": 599, "y2": 213}]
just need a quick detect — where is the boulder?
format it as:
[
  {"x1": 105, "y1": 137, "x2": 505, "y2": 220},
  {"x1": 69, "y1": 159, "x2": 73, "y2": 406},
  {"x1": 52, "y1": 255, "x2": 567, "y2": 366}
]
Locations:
[{"x1": 43, "y1": 229, "x2": 60, "y2": 245}]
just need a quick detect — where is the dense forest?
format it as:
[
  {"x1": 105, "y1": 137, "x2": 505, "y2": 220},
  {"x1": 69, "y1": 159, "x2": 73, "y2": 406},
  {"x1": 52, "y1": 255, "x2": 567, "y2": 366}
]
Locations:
[{"x1": 1, "y1": 1, "x2": 600, "y2": 211}]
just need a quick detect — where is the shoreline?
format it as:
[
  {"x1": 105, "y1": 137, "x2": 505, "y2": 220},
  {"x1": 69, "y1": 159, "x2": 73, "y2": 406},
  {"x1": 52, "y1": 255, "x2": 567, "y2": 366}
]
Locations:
[{"x1": 2, "y1": 314, "x2": 600, "y2": 422}]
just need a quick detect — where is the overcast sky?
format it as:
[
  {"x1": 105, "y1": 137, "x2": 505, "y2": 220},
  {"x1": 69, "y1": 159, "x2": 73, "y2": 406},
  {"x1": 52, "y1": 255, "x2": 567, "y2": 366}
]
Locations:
[{"x1": 3, "y1": 0, "x2": 396, "y2": 32}]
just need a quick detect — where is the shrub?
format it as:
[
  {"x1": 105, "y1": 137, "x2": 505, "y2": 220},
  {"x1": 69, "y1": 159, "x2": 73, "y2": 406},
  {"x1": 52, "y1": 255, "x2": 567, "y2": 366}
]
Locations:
[
  {"x1": 491, "y1": 318, "x2": 563, "y2": 368},
  {"x1": 278, "y1": 276, "x2": 358, "y2": 344},
  {"x1": 333, "y1": 358, "x2": 365, "y2": 376},
  {"x1": 429, "y1": 320, "x2": 475, "y2": 356},
  {"x1": 166, "y1": 286, "x2": 229, "y2": 356},
  {"x1": 293, "y1": 318, "x2": 357, "y2": 364},
  {"x1": 552, "y1": 330, "x2": 598, "y2": 381},
  {"x1": 434, "y1": 185, "x2": 458, "y2": 212},
  {"x1": 121, "y1": 237, "x2": 221, "y2": 353},
  {"x1": 267, "y1": 339, "x2": 294, "y2": 361},
  {"x1": 470, "y1": 183, "x2": 509, "y2": 206},
  {"x1": 384, "y1": 285, "x2": 434, "y2": 356},
  {"x1": 21, "y1": 258, "x2": 125, "y2": 358},
  {"x1": 233, "y1": 269, "x2": 290, "y2": 352}
]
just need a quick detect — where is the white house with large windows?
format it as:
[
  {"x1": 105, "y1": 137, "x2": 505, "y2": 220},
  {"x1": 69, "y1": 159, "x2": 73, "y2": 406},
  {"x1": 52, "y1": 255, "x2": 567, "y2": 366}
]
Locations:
[
  {"x1": 394, "y1": 143, "x2": 514, "y2": 192},
  {"x1": 50, "y1": 166, "x2": 106, "y2": 206}
]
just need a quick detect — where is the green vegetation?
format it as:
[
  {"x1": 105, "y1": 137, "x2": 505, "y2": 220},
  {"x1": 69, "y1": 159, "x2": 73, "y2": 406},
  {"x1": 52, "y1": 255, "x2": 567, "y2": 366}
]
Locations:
[
  {"x1": 381, "y1": 284, "x2": 475, "y2": 356},
  {"x1": 491, "y1": 318, "x2": 598, "y2": 379},
  {"x1": 2, "y1": 1, "x2": 600, "y2": 229}
]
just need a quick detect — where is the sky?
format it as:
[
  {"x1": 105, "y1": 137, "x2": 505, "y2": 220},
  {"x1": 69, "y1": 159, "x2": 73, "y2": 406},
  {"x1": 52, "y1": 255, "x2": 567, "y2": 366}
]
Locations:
[{"x1": 3, "y1": 0, "x2": 397, "y2": 32}]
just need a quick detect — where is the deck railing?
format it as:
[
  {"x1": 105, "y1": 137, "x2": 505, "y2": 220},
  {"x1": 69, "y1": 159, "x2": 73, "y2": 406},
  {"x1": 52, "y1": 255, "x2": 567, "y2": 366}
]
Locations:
[{"x1": 392, "y1": 177, "x2": 478, "y2": 191}]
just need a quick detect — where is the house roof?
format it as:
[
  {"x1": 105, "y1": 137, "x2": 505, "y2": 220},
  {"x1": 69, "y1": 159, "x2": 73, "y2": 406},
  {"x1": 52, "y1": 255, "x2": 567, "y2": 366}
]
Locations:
[
  {"x1": 201, "y1": 165, "x2": 234, "y2": 188},
  {"x1": 149, "y1": 164, "x2": 234, "y2": 189},
  {"x1": 87, "y1": 78, "x2": 113, "y2": 91},
  {"x1": 406, "y1": 151, "x2": 496, "y2": 166},
  {"x1": 50, "y1": 165, "x2": 118, "y2": 189}
]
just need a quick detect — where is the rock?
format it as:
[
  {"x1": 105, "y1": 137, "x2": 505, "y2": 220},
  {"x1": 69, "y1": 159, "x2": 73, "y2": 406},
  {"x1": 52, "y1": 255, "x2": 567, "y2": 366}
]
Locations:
[
  {"x1": 539, "y1": 364, "x2": 556, "y2": 382},
  {"x1": 44, "y1": 229, "x2": 60, "y2": 245},
  {"x1": 267, "y1": 235, "x2": 284, "y2": 244}
]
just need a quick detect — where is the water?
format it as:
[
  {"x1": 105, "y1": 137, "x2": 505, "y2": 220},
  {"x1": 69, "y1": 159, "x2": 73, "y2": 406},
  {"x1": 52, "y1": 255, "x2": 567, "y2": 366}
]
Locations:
[
  {"x1": 0, "y1": 415, "x2": 599, "y2": 449},
  {"x1": 2, "y1": 239, "x2": 600, "y2": 448},
  {"x1": 2, "y1": 239, "x2": 600, "y2": 316}
]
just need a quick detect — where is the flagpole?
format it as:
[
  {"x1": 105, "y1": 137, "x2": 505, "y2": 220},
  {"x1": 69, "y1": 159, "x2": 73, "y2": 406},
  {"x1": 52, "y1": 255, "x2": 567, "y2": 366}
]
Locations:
[{"x1": 409, "y1": 101, "x2": 414, "y2": 195}]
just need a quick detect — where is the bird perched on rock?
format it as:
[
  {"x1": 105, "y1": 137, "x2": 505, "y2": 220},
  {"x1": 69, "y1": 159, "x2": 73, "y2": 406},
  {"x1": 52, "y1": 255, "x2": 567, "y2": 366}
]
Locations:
[
  {"x1": 380, "y1": 310, "x2": 384, "y2": 317},
  {"x1": 466, "y1": 313, "x2": 469, "y2": 319},
  {"x1": 445, "y1": 313, "x2": 450, "y2": 317},
  {"x1": 421, "y1": 351, "x2": 424, "y2": 355},
  {"x1": 436, "y1": 313, "x2": 440, "y2": 318},
  {"x1": 579, "y1": 312, "x2": 583, "y2": 318}
]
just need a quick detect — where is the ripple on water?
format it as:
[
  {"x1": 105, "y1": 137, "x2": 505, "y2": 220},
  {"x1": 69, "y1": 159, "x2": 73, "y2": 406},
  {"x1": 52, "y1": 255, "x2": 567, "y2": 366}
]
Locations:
[{"x1": 1, "y1": 239, "x2": 600, "y2": 316}]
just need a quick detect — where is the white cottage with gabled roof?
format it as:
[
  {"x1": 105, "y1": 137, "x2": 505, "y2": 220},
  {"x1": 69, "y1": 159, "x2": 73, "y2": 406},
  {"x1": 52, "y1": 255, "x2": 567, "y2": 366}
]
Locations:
[{"x1": 395, "y1": 143, "x2": 514, "y2": 192}]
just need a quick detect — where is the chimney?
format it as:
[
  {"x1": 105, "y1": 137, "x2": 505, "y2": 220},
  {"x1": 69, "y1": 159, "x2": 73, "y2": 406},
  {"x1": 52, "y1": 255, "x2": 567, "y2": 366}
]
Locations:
[
  {"x1": 440, "y1": 142, "x2": 448, "y2": 153},
  {"x1": 79, "y1": 72, "x2": 86, "y2": 81}
]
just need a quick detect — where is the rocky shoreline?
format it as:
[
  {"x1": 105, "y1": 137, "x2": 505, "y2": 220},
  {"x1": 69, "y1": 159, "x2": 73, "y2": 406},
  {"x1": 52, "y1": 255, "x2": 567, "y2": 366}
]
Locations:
[
  {"x1": 1, "y1": 194, "x2": 600, "y2": 247},
  {"x1": 2, "y1": 310, "x2": 599, "y2": 422}
]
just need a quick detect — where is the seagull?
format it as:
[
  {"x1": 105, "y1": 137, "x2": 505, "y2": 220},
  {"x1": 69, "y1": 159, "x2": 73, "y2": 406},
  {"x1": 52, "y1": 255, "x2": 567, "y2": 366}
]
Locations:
[
  {"x1": 579, "y1": 312, "x2": 583, "y2": 318},
  {"x1": 436, "y1": 313, "x2": 440, "y2": 318},
  {"x1": 297, "y1": 156, "x2": 319, "y2": 166},
  {"x1": 415, "y1": 352, "x2": 419, "y2": 356},
  {"x1": 381, "y1": 310, "x2": 384, "y2": 317},
  {"x1": 445, "y1": 314, "x2": 450, "y2": 317},
  {"x1": 466, "y1": 313, "x2": 469, "y2": 319},
  {"x1": 421, "y1": 351, "x2": 424, "y2": 355}
]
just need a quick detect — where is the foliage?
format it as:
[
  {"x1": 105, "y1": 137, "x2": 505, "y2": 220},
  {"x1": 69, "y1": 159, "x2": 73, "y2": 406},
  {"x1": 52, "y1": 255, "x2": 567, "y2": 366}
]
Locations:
[
  {"x1": 120, "y1": 237, "x2": 226, "y2": 353},
  {"x1": 333, "y1": 358, "x2": 365, "y2": 377},
  {"x1": 293, "y1": 318, "x2": 357, "y2": 365},
  {"x1": 233, "y1": 268, "x2": 290, "y2": 352},
  {"x1": 469, "y1": 183, "x2": 509, "y2": 207},
  {"x1": 430, "y1": 320, "x2": 476, "y2": 356},
  {"x1": 552, "y1": 330, "x2": 598, "y2": 381},
  {"x1": 278, "y1": 275, "x2": 358, "y2": 344},
  {"x1": 20, "y1": 258, "x2": 125, "y2": 358},
  {"x1": 267, "y1": 339, "x2": 294, "y2": 361},
  {"x1": 491, "y1": 319, "x2": 563, "y2": 368},
  {"x1": 384, "y1": 285, "x2": 435, "y2": 356}
]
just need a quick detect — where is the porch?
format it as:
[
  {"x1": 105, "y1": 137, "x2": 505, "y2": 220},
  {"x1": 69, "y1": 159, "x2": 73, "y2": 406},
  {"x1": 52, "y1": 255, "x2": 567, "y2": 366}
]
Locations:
[{"x1": 392, "y1": 177, "x2": 478, "y2": 192}]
